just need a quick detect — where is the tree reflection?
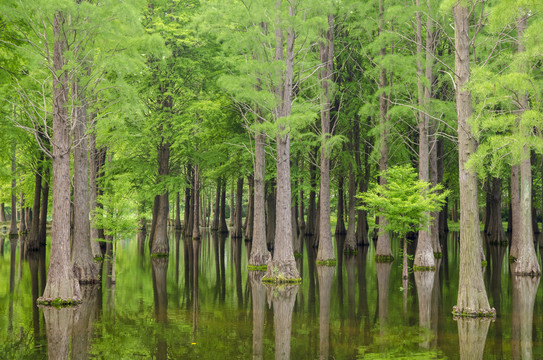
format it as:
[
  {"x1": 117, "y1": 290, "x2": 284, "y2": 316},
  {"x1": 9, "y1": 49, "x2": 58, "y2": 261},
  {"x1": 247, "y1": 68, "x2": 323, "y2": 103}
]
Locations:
[
  {"x1": 42, "y1": 307, "x2": 75, "y2": 360},
  {"x1": 414, "y1": 270, "x2": 434, "y2": 348},
  {"x1": 192, "y1": 239, "x2": 201, "y2": 343},
  {"x1": 249, "y1": 271, "x2": 266, "y2": 360},
  {"x1": 267, "y1": 285, "x2": 299, "y2": 360},
  {"x1": 357, "y1": 246, "x2": 370, "y2": 346},
  {"x1": 511, "y1": 272, "x2": 539, "y2": 360},
  {"x1": 152, "y1": 256, "x2": 169, "y2": 359},
  {"x1": 28, "y1": 250, "x2": 41, "y2": 340},
  {"x1": 71, "y1": 285, "x2": 99, "y2": 360},
  {"x1": 376, "y1": 262, "x2": 392, "y2": 332},
  {"x1": 317, "y1": 265, "x2": 335, "y2": 360},
  {"x1": 456, "y1": 317, "x2": 492, "y2": 360}
]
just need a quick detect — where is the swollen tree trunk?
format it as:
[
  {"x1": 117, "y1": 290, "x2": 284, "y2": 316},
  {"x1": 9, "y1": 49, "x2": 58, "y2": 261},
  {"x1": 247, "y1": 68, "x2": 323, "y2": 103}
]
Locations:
[
  {"x1": 192, "y1": 164, "x2": 201, "y2": 240},
  {"x1": 452, "y1": 3, "x2": 493, "y2": 317},
  {"x1": 513, "y1": 15, "x2": 540, "y2": 276},
  {"x1": 231, "y1": 177, "x2": 243, "y2": 238},
  {"x1": 72, "y1": 87, "x2": 99, "y2": 283},
  {"x1": 376, "y1": 0, "x2": 392, "y2": 259},
  {"x1": 249, "y1": 132, "x2": 270, "y2": 266},
  {"x1": 263, "y1": 5, "x2": 300, "y2": 283},
  {"x1": 27, "y1": 156, "x2": 43, "y2": 251},
  {"x1": 39, "y1": 11, "x2": 81, "y2": 304},
  {"x1": 317, "y1": 14, "x2": 336, "y2": 264},
  {"x1": 151, "y1": 141, "x2": 170, "y2": 255}
]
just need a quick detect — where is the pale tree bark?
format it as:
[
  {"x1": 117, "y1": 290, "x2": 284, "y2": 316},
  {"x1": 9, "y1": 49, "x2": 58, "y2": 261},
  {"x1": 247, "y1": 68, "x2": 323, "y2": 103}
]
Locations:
[
  {"x1": 249, "y1": 131, "x2": 270, "y2": 267},
  {"x1": 376, "y1": 0, "x2": 392, "y2": 259},
  {"x1": 414, "y1": 271, "x2": 434, "y2": 348},
  {"x1": 263, "y1": 3, "x2": 300, "y2": 282},
  {"x1": 452, "y1": 3, "x2": 493, "y2": 317},
  {"x1": 268, "y1": 285, "x2": 299, "y2": 360},
  {"x1": 414, "y1": 0, "x2": 436, "y2": 269},
  {"x1": 245, "y1": 175, "x2": 254, "y2": 239},
  {"x1": 456, "y1": 318, "x2": 492, "y2": 360},
  {"x1": 317, "y1": 14, "x2": 336, "y2": 264},
  {"x1": 39, "y1": 12, "x2": 81, "y2": 304},
  {"x1": 513, "y1": 15, "x2": 540, "y2": 276},
  {"x1": 72, "y1": 87, "x2": 99, "y2": 284}
]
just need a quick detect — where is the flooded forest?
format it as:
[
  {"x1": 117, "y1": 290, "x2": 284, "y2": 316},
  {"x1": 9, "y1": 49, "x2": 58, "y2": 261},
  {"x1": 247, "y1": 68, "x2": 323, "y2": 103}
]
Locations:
[{"x1": 1, "y1": 0, "x2": 543, "y2": 359}]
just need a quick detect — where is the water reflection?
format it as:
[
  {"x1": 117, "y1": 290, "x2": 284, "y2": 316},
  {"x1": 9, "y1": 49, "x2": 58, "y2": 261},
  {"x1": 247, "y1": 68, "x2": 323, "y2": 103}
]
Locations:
[
  {"x1": 456, "y1": 317, "x2": 492, "y2": 360},
  {"x1": 317, "y1": 265, "x2": 334, "y2": 360},
  {"x1": 511, "y1": 273, "x2": 539, "y2": 360},
  {"x1": 249, "y1": 271, "x2": 266, "y2": 360},
  {"x1": 71, "y1": 285, "x2": 99, "y2": 360},
  {"x1": 152, "y1": 255, "x2": 168, "y2": 359},
  {"x1": 376, "y1": 262, "x2": 392, "y2": 331},
  {"x1": 267, "y1": 284, "x2": 299, "y2": 360},
  {"x1": 414, "y1": 270, "x2": 434, "y2": 348}
]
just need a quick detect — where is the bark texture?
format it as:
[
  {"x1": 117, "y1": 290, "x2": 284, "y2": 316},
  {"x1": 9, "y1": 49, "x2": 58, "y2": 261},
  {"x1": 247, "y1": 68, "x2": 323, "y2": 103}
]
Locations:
[
  {"x1": 452, "y1": 3, "x2": 493, "y2": 316},
  {"x1": 231, "y1": 177, "x2": 244, "y2": 238},
  {"x1": 456, "y1": 318, "x2": 492, "y2": 360},
  {"x1": 152, "y1": 141, "x2": 170, "y2": 254},
  {"x1": 317, "y1": 265, "x2": 334, "y2": 360}
]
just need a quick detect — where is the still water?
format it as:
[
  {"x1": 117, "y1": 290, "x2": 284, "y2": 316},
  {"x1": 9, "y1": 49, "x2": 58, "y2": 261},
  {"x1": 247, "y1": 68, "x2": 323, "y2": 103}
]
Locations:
[{"x1": 1, "y1": 230, "x2": 542, "y2": 359}]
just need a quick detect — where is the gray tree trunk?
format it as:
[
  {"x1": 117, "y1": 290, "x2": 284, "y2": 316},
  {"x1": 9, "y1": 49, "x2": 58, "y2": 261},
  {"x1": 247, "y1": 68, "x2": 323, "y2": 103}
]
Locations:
[
  {"x1": 231, "y1": 177, "x2": 243, "y2": 238},
  {"x1": 152, "y1": 141, "x2": 170, "y2": 255}
]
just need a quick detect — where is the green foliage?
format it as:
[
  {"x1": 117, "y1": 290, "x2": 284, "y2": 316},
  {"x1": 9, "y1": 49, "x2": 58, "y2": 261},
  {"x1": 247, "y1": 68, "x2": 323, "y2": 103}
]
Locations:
[{"x1": 359, "y1": 165, "x2": 449, "y2": 241}]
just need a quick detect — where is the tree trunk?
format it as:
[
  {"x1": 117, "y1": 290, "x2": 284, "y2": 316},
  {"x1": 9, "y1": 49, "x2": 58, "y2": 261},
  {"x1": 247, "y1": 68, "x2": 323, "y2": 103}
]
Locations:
[
  {"x1": 27, "y1": 155, "x2": 43, "y2": 251},
  {"x1": 356, "y1": 139, "x2": 370, "y2": 245},
  {"x1": 219, "y1": 177, "x2": 229, "y2": 233},
  {"x1": 72, "y1": 85, "x2": 99, "y2": 283},
  {"x1": 39, "y1": 11, "x2": 81, "y2": 304},
  {"x1": 266, "y1": 181, "x2": 276, "y2": 251},
  {"x1": 232, "y1": 177, "x2": 244, "y2": 238},
  {"x1": 344, "y1": 162, "x2": 357, "y2": 252},
  {"x1": 249, "y1": 126, "x2": 275, "y2": 266},
  {"x1": 88, "y1": 129, "x2": 102, "y2": 258},
  {"x1": 510, "y1": 165, "x2": 521, "y2": 258},
  {"x1": 151, "y1": 141, "x2": 170, "y2": 255},
  {"x1": 317, "y1": 14, "x2": 335, "y2": 264},
  {"x1": 263, "y1": 6, "x2": 300, "y2": 282},
  {"x1": 452, "y1": 3, "x2": 493, "y2": 317},
  {"x1": 192, "y1": 164, "x2": 201, "y2": 240},
  {"x1": 175, "y1": 192, "x2": 182, "y2": 230},
  {"x1": 0, "y1": 203, "x2": 5, "y2": 222},
  {"x1": 212, "y1": 179, "x2": 220, "y2": 231},
  {"x1": 184, "y1": 169, "x2": 193, "y2": 237},
  {"x1": 245, "y1": 175, "x2": 255, "y2": 239},
  {"x1": 39, "y1": 164, "x2": 50, "y2": 246},
  {"x1": 9, "y1": 142, "x2": 17, "y2": 237},
  {"x1": 376, "y1": 0, "x2": 392, "y2": 259},
  {"x1": 249, "y1": 271, "x2": 266, "y2": 360},
  {"x1": 19, "y1": 192, "x2": 26, "y2": 234},
  {"x1": 335, "y1": 177, "x2": 346, "y2": 235},
  {"x1": 150, "y1": 194, "x2": 160, "y2": 247},
  {"x1": 485, "y1": 177, "x2": 506, "y2": 244},
  {"x1": 305, "y1": 153, "x2": 317, "y2": 236}
]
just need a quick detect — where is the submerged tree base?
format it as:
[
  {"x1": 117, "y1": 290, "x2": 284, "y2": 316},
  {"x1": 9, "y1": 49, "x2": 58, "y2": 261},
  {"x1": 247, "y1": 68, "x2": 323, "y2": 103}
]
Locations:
[
  {"x1": 413, "y1": 265, "x2": 436, "y2": 272},
  {"x1": 247, "y1": 264, "x2": 267, "y2": 271},
  {"x1": 37, "y1": 297, "x2": 82, "y2": 308},
  {"x1": 262, "y1": 259, "x2": 301, "y2": 284},
  {"x1": 375, "y1": 255, "x2": 394, "y2": 263},
  {"x1": 452, "y1": 306, "x2": 496, "y2": 318},
  {"x1": 316, "y1": 259, "x2": 337, "y2": 266}
]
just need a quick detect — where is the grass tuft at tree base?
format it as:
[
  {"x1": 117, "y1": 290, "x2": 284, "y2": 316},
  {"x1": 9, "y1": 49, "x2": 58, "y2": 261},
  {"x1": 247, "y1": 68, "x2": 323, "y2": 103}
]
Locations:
[
  {"x1": 37, "y1": 297, "x2": 82, "y2": 308},
  {"x1": 375, "y1": 255, "x2": 394, "y2": 263},
  {"x1": 293, "y1": 253, "x2": 303, "y2": 258},
  {"x1": 247, "y1": 264, "x2": 267, "y2": 271},
  {"x1": 413, "y1": 265, "x2": 436, "y2": 272},
  {"x1": 316, "y1": 259, "x2": 337, "y2": 266},
  {"x1": 452, "y1": 306, "x2": 496, "y2": 318},
  {"x1": 481, "y1": 260, "x2": 487, "y2": 267},
  {"x1": 433, "y1": 252, "x2": 442, "y2": 258},
  {"x1": 261, "y1": 276, "x2": 302, "y2": 285}
]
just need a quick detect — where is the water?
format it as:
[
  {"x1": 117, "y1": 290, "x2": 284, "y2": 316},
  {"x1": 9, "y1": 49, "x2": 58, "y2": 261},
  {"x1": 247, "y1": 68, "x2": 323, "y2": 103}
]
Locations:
[{"x1": 1, "y1": 230, "x2": 542, "y2": 359}]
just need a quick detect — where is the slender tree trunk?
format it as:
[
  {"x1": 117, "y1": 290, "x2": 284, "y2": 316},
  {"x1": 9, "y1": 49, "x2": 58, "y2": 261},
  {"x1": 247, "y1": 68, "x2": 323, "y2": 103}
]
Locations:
[
  {"x1": 39, "y1": 164, "x2": 50, "y2": 246},
  {"x1": 335, "y1": 177, "x2": 346, "y2": 235},
  {"x1": 150, "y1": 194, "x2": 160, "y2": 247},
  {"x1": 452, "y1": 3, "x2": 493, "y2": 316},
  {"x1": 9, "y1": 144, "x2": 17, "y2": 237},
  {"x1": 266, "y1": 181, "x2": 276, "y2": 251},
  {"x1": 72, "y1": 85, "x2": 99, "y2": 283},
  {"x1": 344, "y1": 162, "x2": 357, "y2": 252},
  {"x1": 152, "y1": 140, "x2": 170, "y2": 255},
  {"x1": 510, "y1": 165, "x2": 521, "y2": 258},
  {"x1": 485, "y1": 178, "x2": 506, "y2": 243},
  {"x1": 232, "y1": 177, "x2": 244, "y2": 238},
  {"x1": 39, "y1": 11, "x2": 81, "y2": 304},
  {"x1": 88, "y1": 129, "x2": 102, "y2": 258},
  {"x1": 192, "y1": 164, "x2": 201, "y2": 240},
  {"x1": 175, "y1": 192, "x2": 182, "y2": 230},
  {"x1": 317, "y1": 14, "x2": 335, "y2": 264},
  {"x1": 245, "y1": 175, "x2": 254, "y2": 240},
  {"x1": 357, "y1": 139, "x2": 370, "y2": 245},
  {"x1": 184, "y1": 169, "x2": 193, "y2": 237},
  {"x1": 28, "y1": 155, "x2": 43, "y2": 251},
  {"x1": 212, "y1": 180, "x2": 220, "y2": 231},
  {"x1": 249, "y1": 129, "x2": 270, "y2": 267},
  {"x1": 376, "y1": 0, "x2": 392, "y2": 259},
  {"x1": 0, "y1": 203, "x2": 5, "y2": 222},
  {"x1": 19, "y1": 192, "x2": 26, "y2": 234},
  {"x1": 305, "y1": 153, "x2": 317, "y2": 236},
  {"x1": 219, "y1": 178, "x2": 228, "y2": 233}
]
